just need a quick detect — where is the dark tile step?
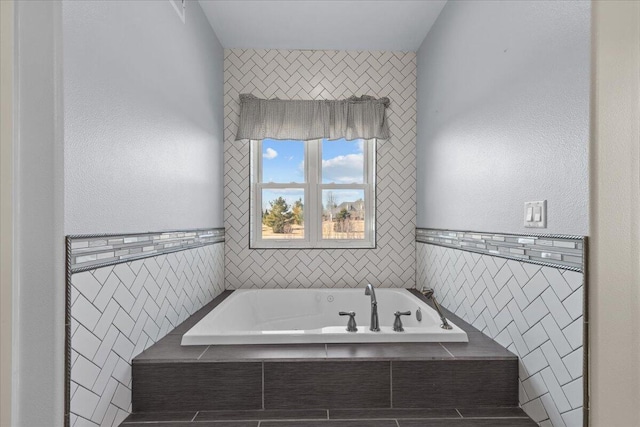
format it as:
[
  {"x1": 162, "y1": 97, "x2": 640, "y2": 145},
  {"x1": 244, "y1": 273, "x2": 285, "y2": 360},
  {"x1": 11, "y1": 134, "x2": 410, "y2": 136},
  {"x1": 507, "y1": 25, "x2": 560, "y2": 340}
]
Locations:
[
  {"x1": 457, "y1": 407, "x2": 531, "y2": 418},
  {"x1": 121, "y1": 411, "x2": 196, "y2": 422},
  {"x1": 329, "y1": 408, "x2": 460, "y2": 419},
  {"x1": 120, "y1": 421, "x2": 538, "y2": 427},
  {"x1": 399, "y1": 420, "x2": 538, "y2": 427},
  {"x1": 261, "y1": 422, "x2": 398, "y2": 427},
  {"x1": 119, "y1": 407, "x2": 537, "y2": 427},
  {"x1": 196, "y1": 409, "x2": 328, "y2": 421},
  {"x1": 122, "y1": 422, "x2": 257, "y2": 427}
]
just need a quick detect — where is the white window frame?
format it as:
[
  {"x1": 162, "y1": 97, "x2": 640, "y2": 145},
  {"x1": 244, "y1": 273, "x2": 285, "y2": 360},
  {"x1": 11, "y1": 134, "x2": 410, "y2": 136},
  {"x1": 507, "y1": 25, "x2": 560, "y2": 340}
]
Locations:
[{"x1": 250, "y1": 138, "x2": 376, "y2": 249}]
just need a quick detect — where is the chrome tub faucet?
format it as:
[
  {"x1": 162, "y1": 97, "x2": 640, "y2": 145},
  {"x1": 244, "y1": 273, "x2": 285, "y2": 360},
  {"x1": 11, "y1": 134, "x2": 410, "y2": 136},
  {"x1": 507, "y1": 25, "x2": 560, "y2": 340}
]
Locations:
[{"x1": 364, "y1": 284, "x2": 380, "y2": 332}]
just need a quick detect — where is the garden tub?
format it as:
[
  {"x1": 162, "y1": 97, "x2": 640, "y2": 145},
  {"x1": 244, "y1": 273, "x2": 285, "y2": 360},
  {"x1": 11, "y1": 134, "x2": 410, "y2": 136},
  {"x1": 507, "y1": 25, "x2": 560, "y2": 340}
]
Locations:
[{"x1": 181, "y1": 288, "x2": 468, "y2": 345}]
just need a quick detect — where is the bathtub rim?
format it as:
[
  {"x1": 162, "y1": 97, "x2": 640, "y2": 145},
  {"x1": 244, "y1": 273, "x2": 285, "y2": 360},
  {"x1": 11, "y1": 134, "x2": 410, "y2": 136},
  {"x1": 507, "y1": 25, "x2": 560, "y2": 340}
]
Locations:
[{"x1": 181, "y1": 287, "x2": 469, "y2": 346}]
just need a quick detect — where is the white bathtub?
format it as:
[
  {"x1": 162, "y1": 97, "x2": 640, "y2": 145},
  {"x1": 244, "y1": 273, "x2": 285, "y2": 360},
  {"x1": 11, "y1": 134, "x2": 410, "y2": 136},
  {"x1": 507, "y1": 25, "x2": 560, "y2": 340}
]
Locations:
[{"x1": 181, "y1": 288, "x2": 468, "y2": 345}]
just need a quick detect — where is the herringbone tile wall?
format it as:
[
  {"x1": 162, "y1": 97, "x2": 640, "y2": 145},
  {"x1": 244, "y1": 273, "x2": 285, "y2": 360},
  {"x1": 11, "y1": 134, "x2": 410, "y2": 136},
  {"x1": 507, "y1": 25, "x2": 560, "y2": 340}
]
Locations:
[
  {"x1": 224, "y1": 49, "x2": 416, "y2": 289},
  {"x1": 69, "y1": 243, "x2": 225, "y2": 427},
  {"x1": 417, "y1": 242, "x2": 584, "y2": 427}
]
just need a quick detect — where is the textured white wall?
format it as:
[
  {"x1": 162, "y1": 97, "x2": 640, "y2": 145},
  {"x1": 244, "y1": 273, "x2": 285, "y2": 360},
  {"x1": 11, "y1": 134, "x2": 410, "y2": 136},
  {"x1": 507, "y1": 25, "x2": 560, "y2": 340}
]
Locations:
[
  {"x1": 416, "y1": 0, "x2": 590, "y2": 235},
  {"x1": 63, "y1": 0, "x2": 224, "y2": 234}
]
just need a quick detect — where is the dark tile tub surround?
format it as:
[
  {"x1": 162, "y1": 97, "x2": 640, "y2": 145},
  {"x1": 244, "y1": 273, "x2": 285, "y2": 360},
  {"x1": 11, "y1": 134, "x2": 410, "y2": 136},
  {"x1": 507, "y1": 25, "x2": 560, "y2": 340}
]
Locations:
[
  {"x1": 264, "y1": 361, "x2": 391, "y2": 409},
  {"x1": 132, "y1": 362, "x2": 263, "y2": 412},
  {"x1": 393, "y1": 359, "x2": 518, "y2": 408},
  {"x1": 127, "y1": 290, "x2": 536, "y2": 425}
]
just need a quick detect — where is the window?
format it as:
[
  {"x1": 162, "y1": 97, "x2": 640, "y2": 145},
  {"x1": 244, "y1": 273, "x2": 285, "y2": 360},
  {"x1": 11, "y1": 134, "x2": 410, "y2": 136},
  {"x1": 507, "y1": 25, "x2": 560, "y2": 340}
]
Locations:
[{"x1": 251, "y1": 138, "x2": 376, "y2": 248}]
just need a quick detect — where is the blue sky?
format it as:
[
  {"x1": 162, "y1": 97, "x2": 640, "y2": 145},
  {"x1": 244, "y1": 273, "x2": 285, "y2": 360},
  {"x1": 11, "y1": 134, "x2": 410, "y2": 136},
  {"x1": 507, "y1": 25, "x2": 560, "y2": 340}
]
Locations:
[
  {"x1": 262, "y1": 138, "x2": 363, "y2": 184},
  {"x1": 261, "y1": 138, "x2": 366, "y2": 211}
]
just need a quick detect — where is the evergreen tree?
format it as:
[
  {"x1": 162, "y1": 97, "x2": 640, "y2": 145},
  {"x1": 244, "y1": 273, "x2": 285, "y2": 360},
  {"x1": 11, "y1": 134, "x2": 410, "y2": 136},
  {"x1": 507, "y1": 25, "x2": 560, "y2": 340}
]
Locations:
[
  {"x1": 263, "y1": 197, "x2": 293, "y2": 233},
  {"x1": 336, "y1": 208, "x2": 350, "y2": 221},
  {"x1": 334, "y1": 208, "x2": 351, "y2": 232}
]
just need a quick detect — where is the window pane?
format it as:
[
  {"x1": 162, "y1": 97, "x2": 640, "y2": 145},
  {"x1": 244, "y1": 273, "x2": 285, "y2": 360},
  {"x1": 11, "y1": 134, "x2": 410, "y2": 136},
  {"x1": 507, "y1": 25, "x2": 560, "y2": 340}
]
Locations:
[
  {"x1": 322, "y1": 189, "x2": 365, "y2": 240},
  {"x1": 322, "y1": 138, "x2": 364, "y2": 184},
  {"x1": 261, "y1": 189, "x2": 304, "y2": 240},
  {"x1": 262, "y1": 139, "x2": 305, "y2": 183}
]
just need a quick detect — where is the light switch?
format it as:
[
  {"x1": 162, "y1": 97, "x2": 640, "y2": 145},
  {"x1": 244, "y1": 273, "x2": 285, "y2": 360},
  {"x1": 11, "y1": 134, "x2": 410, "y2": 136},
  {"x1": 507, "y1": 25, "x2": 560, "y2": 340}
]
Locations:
[
  {"x1": 524, "y1": 200, "x2": 547, "y2": 228},
  {"x1": 534, "y1": 206, "x2": 541, "y2": 222}
]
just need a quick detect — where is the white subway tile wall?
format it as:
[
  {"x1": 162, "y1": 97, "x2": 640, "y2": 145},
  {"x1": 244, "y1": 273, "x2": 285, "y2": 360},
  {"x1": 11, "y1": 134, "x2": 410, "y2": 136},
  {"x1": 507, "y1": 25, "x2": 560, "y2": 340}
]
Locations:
[
  {"x1": 224, "y1": 49, "x2": 417, "y2": 289},
  {"x1": 417, "y1": 241, "x2": 584, "y2": 427},
  {"x1": 69, "y1": 243, "x2": 225, "y2": 426}
]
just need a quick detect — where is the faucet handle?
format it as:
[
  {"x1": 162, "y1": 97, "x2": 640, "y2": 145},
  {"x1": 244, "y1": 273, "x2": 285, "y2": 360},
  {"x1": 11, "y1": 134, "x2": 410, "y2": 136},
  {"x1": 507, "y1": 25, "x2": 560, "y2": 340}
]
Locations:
[
  {"x1": 393, "y1": 310, "x2": 411, "y2": 332},
  {"x1": 339, "y1": 311, "x2": 358, "y2": 332}
]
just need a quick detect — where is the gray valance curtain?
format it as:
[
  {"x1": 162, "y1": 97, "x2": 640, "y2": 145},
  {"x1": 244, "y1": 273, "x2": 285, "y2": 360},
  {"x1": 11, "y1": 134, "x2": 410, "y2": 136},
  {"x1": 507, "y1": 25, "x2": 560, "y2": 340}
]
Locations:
[{"x1": 235, "y1": 94, "x2": 390, "y2": 141}]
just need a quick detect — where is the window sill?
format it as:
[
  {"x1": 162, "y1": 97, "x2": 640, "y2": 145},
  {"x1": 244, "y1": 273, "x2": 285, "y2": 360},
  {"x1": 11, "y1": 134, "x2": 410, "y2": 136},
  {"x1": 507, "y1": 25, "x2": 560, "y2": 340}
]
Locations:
[{"x1": 250, "y1": 241, "x2": 376, "y2": 250}]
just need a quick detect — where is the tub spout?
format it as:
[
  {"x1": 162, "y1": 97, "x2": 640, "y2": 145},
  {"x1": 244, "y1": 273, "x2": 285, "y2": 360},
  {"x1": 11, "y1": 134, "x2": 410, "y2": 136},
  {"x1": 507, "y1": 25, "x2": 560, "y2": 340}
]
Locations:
[{"x1": 365, "y1": 284, "x2": 380, "y2": 332}]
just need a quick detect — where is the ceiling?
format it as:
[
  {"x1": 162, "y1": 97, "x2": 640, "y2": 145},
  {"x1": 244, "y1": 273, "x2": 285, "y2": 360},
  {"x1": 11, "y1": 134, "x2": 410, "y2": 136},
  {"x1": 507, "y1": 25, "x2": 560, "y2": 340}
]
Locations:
[{"x1": 198, "y1": 1, "x2": 448, "y2": 51}]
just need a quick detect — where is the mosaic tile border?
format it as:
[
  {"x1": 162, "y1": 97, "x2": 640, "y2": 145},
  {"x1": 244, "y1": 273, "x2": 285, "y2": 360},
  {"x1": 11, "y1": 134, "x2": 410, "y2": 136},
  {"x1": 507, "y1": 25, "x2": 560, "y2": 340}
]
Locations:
[
  {"x1": 68, "y1": 228, "x2": 225, "y2": 273},
  {"x1": 416, "y1": 228, "x2": 586, "y2": 272}
]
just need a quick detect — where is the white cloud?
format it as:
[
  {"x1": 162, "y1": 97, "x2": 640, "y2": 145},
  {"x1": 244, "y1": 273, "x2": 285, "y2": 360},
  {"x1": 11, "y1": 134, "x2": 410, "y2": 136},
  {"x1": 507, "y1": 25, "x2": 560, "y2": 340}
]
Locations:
[
  {"x1": 322, "y1": 154, "x2": 364, "y2": 184},
  {"x1": 263, "y1": 148, "x2": 278, "y2": 159}
]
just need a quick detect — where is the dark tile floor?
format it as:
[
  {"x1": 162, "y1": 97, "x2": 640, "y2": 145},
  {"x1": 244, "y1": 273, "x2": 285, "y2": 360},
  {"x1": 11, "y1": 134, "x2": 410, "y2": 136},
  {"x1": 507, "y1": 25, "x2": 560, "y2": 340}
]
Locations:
[{"x1": 120, "y1": 407, "x2": 538, "y2": 426}]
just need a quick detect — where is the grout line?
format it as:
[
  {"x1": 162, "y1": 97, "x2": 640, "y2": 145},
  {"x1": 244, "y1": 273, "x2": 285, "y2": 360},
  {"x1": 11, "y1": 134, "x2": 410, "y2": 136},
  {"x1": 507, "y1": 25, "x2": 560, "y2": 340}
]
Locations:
[
  {"x1": 455, "y1": 408, "x2": 463, "y2": 418},
  {"x1": 395, "y1": 419, "x2": 400, "y2": 427},
  {"x1": 463, "y1": 417, "x2": 534, "y2": 420},
  {"x1": 389, "y1": 360, "x2": 393, "y2": 408},
  {"x1": 262, "y1": 361, "x2": 265, "y2": 410},
  {"x1": 132, "y1": 418, "x2": 328, "y2": 424},
  {"x1": 196, "y1": 346, "x2": 210, "y2": 360},
  {"x1": 326, "y1": 409, "x2": 329, "y2": 420},
  {"x1": 191, "y1": 411, "x2": 199, "y2": 422},
  {"x1": 252, "y1": 418, "x2": 404, "y2": 422},
  {"x1": 439, "y1": 342, "x2": 455, "y2": 358}
]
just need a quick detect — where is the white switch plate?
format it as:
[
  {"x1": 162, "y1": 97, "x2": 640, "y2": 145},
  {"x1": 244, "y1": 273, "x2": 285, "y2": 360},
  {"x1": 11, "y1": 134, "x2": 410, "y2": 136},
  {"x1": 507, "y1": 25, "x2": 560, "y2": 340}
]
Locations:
[{"x1": 524, "y1": 200, "x2": 547, "y2": 228}]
